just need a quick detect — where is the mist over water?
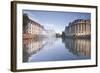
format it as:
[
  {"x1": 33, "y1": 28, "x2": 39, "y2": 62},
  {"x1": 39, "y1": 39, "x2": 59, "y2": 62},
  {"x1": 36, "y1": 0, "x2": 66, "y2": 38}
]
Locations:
[{"x1": 23, "y1": 36, "x2": 91, "y2": 62}]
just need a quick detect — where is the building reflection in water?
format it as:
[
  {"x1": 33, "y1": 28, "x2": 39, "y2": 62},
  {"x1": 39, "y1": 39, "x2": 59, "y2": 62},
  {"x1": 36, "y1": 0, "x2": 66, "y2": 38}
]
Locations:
[
  {"x1": 23, "y1": 37, "x2": 57, "y2": 62},
  {"x1": 62, "y1": 38, "x2": 91, "y2": 58},
  {"x1": 23, "y1": 37, "x2": 91, "y2": 62},
  {"x1": 23, "y1": 38, "x2": 46, "y2": 62}
]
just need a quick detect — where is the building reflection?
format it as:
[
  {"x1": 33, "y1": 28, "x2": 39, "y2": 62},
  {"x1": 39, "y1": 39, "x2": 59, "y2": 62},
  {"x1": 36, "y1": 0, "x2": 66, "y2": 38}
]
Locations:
[
  {"x1": 23, "y1": 38, "x2": 46, "y2": 62},
  {"x1": 23, "y1": 36, "x2": 91, "y2": 62},
  {"x1": 62, "y1": 38, "x2": 91, "y2": 58},
  {"x1": 23, "y1": 36, "x2": 58, "y2": 62}
]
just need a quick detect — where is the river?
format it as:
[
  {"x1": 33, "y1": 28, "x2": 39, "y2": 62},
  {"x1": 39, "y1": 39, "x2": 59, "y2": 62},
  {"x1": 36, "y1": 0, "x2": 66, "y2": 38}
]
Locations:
[{"x1": 23, "y1": 37, "x2": 91, "y2": 62}]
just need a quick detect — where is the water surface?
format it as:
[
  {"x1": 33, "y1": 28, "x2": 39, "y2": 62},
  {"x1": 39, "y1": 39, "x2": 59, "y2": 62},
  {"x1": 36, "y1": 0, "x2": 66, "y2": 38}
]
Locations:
[{"x1": 23, "y1": 37, "x2": 91, "y2": 62}]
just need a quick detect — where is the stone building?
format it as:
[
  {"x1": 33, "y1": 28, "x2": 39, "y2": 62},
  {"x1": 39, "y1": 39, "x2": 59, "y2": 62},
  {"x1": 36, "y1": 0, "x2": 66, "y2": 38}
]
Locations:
[
  {"x1": 23, "y1": 14, "x2": 44, "y2": 39},
  {"x1": 24, "y1": 20, "x2": 44, "y2": 35},
  {"x1": 64, "y1": 19, "x2": 91, "y2": 38}
]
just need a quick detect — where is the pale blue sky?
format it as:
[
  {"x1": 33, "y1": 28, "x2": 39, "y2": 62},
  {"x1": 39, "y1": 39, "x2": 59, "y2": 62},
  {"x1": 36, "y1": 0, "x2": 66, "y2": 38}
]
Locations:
[{"x1": 23, "y1": 10, "x2": 91, "y2": 33}]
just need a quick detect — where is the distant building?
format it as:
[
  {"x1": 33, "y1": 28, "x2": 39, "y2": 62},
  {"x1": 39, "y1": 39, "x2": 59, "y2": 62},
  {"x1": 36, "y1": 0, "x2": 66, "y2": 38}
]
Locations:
[
  {"x1": 64, "y1": 19, "x2": 91, "y2": 38},
  {"x1": 45, "y1": 29, "x2": 56, "y2": 37}
]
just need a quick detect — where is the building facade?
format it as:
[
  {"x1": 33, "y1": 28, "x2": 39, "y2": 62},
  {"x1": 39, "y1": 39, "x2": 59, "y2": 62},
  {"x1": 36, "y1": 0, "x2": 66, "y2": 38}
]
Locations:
[
  {"x1": 23, "y1": 14, "x2": 44, "y2": 39},
  {"x1": 25, "y1": 20, "x2": 44, "y2": 35},
  {"x1": 64, "y1": 19, "x2": 91, "y2": 38}
]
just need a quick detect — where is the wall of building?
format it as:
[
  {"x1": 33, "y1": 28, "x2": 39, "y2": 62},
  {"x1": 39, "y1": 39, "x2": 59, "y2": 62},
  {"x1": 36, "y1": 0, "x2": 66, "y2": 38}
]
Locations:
[
  {"x1": 23, "y1": 14, "x2": 44, "y2": 39},
  {"x1": 65, "y1": 19, "x2": 91, "y2": 38}
]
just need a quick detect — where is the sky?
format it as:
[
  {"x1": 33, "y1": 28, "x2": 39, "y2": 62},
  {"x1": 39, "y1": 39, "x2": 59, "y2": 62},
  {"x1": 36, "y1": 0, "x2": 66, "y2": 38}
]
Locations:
[{"x1": 23, "y1": 10, "x2": 91, "y2": 34}]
